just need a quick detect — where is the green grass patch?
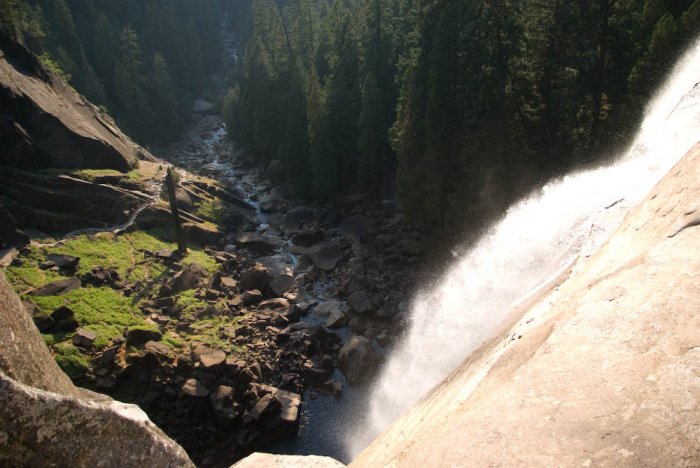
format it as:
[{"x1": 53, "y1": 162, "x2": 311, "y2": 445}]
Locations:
[
  {"x1": 53, "y1": 342, "x2": 90, "y2": 379},
  {"x1": 27, "y1": 286, "x2": 144, "y2": 348}
]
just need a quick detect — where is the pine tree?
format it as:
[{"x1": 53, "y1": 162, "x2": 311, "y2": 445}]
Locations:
[{"x1": 357, "y1": 71, "x2": 391, "y2": 188}]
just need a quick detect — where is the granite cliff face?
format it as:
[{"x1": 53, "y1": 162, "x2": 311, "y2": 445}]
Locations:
[
  {"x1": 0, "y1": 35, "x2": 142, "y2": 172},
  {"x1": 352, "y1": 143, "x2": 700, "y2": 467}
]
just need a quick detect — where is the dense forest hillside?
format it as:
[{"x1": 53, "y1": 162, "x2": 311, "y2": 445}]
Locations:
[
  {"x1": 0, "y1": 0, "x2": 252, "y2": 145},
  {"x1": 224, "y1": 0, "x2": 700, "y2": 240},
  {"x1": 3, "y1": 0, "x2": 699, "y2": 242}
]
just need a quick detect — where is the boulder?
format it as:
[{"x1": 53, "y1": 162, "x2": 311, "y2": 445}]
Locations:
[
  {"x1": 326, "y1": 309, "x2": 349, "y2": 328},
  {"x1": 249, "y1": 393, "x2": 281, "y2": 421},
  {"x1": 175, "y1": 188, "x2": 193, "y2": 211},
  {"x1": 125, "y1": 328, "x2": 162, "y2": 346},
  {"x1": 50, "y1": 306, "x2": 79, "y2": 332},
  {"x1": 312, "y1": 300, "x2": 347, "y2": 318},
  {"x1": 27, "y1": 277, "x2": 81, "y2": 297},
  {"x1": 72, "y1": 329, "x2": 97, "y2": 348},
  {"x1": 236, "y1": 233, "x2": 281, "y2": 255},
  {"x1": 347, "y1": 290, "x2": 373, "y2": 315},
  {"x1": 271, "y1": 274, "x2": 296, "y2": 296},
  {"x1": 242, "y1": 289, "x2": 264, "y2": 306},
  {"x1": 220, "y1": 276, "x2": 238, "y2": 292},
  {"x1": 191, "y1": 344, "x2": 226, "y2": 371},
  {"x1": 240, "y1": 263, "x2": 270, "y2": 292},
  {"x1": 182, "y1": 222, "x2": 220, "y2": 247},
  {"x1": 45, "y1": 253, "x2": 80, "y2": 270},
  {"x1": 144, "y1": 341, "x2": 172, "y2": 358},
  {"x1": 210, "y1": 385, "x2": 240, "y2": 422},
  {"x1": 170, "y1": 263, "x2": 209, "y2": 293},
  {"x1": 291, "y1": 229, "x2": 325, "y2": 247},
  {"x1": 306, "y1": 241, "x2": 344, "y2": 271},
  {"x1": 181, "y1": 379, "x2": 210, "y2": 398},
  {"x1": 338, "y1": 335, "x2": 378, "y2": 385}
]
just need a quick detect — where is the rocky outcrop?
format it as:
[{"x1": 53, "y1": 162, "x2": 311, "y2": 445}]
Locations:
[
  {"x1": 0, "y1": 373, "x2": 193, "y2": 467},
  {"x1": 0, "y1": 272, "x2": 194, "y2": 466},
  {"x1": 0, "y1": 35, "x2": 143, "y2": 171},
  {"x1": 352, "y1": 144, "x2": 700, "y2": 466}
]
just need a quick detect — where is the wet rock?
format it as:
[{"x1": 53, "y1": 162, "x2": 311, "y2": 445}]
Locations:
[
  {"x1": 268, "y1": 213, "x2": 286, "y2": 226},
  {"x1": 170, "y1": 263, "x2": 209, "y2": 293},
  {"x1": 291, "y1": 229, "x2": 325, "y2": 248},
  {"x1": 284, "y1": 207, "x2": 314, "y2": 228},
  {"x1": 72, "y1": 328, "x2": 96, "y2": 348},
  {"x1": 326, "y1": 309, "x2": 349, "y2": 328},
  {"x1": 236, "y1": 233, "x2": 281, "y2": 255},
  {"x1": 181, "y1": 378, "x2": 210, "y2": 398},
  {"x1": 27, "y1": 277, "x2": 81, "y2": 297},
  {"x1": 271, "y1": 274, "x2": 295, "y2": 296},
  {"x1": 125, "y1": 328, "x2": 162, "y2": 346},
  {"x1": 320, "y1": 379, "x2": 343, "y2": 397},
  {"x1": 240, "y1": 263, "x2": 270, "y2": 292},
  {"x1": 242, "y1": 289, "x2": 264, "y2": 306},
  {"x1": 339, "y1": 335, "x2": 379, "y2": 384},
  {"x1": 349, "y1": 316, "x2": 367, "y2": 334},
  {"x1": 50, "y1": 306, "x2": 79, "y2": 331},
  {"x1": 259, "y1": 385, "x2": 302, "y2": 436},
  {"x1": 306, "y1": 241, "x2": 344, "y2": 271},
  {"x1": 347, "y1": 290, "x2": 373, "y2": 315},
  {"x1": 191, "y1": 344, "x2": 226, "y2": 371},
  {"x1": 312, "y1": 300, "x2": 347, "y2": 318}
]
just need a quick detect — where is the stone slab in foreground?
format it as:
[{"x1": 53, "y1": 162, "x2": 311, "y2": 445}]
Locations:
[{"x1": 233, "y1": 453, "x2": 345, "y2": 468}]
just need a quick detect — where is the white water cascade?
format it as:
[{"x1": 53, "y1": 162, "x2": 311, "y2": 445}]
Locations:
[{"x1": 347, "y1": 38, "x2": 700, "y2": 458}]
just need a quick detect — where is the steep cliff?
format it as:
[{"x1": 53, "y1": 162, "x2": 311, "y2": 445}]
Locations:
[
  {"x1": 0, "y1": 35, "x2": 143, "y2": 172},
  {"x1": 352, "y1": 143, "x2": 700, "y2": 466}
]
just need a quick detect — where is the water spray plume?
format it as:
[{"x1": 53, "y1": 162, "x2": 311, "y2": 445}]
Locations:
[{"x1": 347, "y1": 37, "x2": 700, "y2": 458}]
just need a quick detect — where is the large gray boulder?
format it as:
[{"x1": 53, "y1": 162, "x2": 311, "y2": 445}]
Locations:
[
  {"x1": 0, "y1": 272, "x2": 195, "y2": 467},
  {"x1": 306, "y1": 241, "x2": 344, "y2": 271},
  {"x1": 0, "y1": 372, "x2": 194, "y2": 467},
  {"x1": 339, "y1": 336, "x2": 379, "y2": 385}
]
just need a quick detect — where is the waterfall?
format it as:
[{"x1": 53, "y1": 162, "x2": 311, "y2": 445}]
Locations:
[{"x1": 347, "y1": 38, "x2": 700, "y2": 458}]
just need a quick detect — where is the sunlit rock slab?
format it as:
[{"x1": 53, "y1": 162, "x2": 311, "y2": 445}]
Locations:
[
  {"x1": 351, "y1": 143, "x2": 700, "y2": 466},
  {"x1": 233, "y1": 453, "x2": 345, "y2": 467}
]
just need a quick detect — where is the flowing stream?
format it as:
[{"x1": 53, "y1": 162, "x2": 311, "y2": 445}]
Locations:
[{"x1": 346, "y1": 38, "x2": 700, "y2": 458}]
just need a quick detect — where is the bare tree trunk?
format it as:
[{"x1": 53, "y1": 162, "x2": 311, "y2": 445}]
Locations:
[{"x1": 165, "y1": 167, "x2": 187, "y2": 255}]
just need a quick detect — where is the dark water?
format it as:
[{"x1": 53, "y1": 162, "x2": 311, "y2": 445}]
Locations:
[{"x1": 263, "y1": 371, "x2": 371, "y2": 464}]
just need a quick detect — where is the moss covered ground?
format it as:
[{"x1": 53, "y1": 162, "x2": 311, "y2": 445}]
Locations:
[{"x1": 6, "y1": 228, "x2": 245, "y2": 378}]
